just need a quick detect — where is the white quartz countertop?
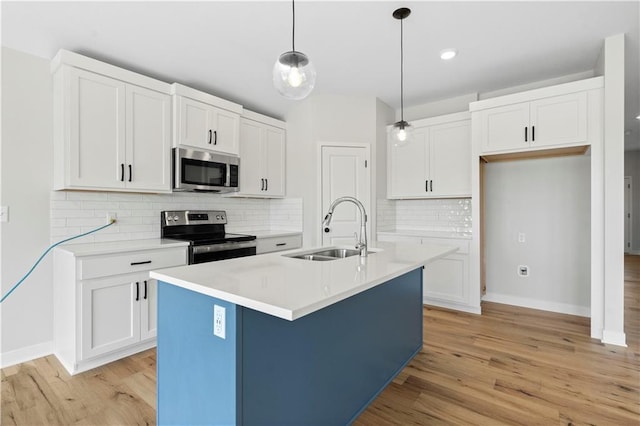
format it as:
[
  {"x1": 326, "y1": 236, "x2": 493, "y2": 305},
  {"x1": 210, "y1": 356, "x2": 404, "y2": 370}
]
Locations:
[
  {"x1": 56, "y1": 238, "x2": 189, "y2": 257},
  {"x1": 150, "y1": 241, "x2": 457, "y2": 321},
  {"x1": 243, "y1": 230, "x2": 302, "y2": 238},
  {"x1": 378, "y1": 230, "x2": 472, "y2": 240}
]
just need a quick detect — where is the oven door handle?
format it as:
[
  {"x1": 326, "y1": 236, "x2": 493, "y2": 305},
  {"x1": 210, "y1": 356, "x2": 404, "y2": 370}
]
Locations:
[{"x1": 191, "y1": 240, "x2": 258, "y2": 255}]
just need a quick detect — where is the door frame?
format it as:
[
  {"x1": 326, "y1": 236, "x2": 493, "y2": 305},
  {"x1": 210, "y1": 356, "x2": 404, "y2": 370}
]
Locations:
[
  {"x1": 316, "y1": 142, "x2": 372, "y2": 246},
  {"x1": 624, "y1": 176, "x2": 632, "y2": 253}
]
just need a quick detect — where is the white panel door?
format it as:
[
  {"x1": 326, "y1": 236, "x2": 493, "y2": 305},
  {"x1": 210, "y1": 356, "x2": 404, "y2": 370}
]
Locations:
[
  {"x1": 625, "y1": 177, "x2": 632, "y2": 252},
  {"x1": 264, "y1": 126, "x2": 285, "y2": 196},
  {"x1": 126, "y1": 85, "x2": 171, "y2": 192},
  {"x1": 81, "y1": 277, "x2": 140, "y2": 360},
  {"x1": 69, "y1": 68, "x2": 126, "y2": 189},
  {"x1": 239, "y1": 119, "x2": 264, "y2": 195},
  {"x1": 429, "y1": 120, "x2": 471, "y2": 197},
  {"x1": 140, "y1": 279, "x2": 157, "y2": 341},
  {"x1": 178, "y1": 96, "x2": 210, "y2": 149},
  {"x1": 530, "y1": 92, "x2": 588, "y2": 148},
  {"x1": 479, "y1": 102, "x2": 529, "y2": 153},
  {"x1": 321, "y1": 146, "x2": 370, "y2": 246},
  {"x1": 388, "y1": 128, "x2": 428, "y2": 197},
  {"x1": 212, "y1": 107, "x2": 240, "y2": 155}
]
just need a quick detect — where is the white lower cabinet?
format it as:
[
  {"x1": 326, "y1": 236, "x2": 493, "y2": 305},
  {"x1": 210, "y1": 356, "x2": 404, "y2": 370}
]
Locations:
[
  {"x1": 256, "y1": 234, "x2": 302, "y2": 254},
  {"x1": 54, "y1": 243, "x2": 187, "y2": 375},
  {"x1": 377, "y1": 233, "x2": 478, "y2": 314}
]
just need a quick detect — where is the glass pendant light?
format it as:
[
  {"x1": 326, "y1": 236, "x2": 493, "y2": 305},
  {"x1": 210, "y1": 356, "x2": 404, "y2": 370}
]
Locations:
[
  {"x1": 390, "y1": 7, "x2": 413, "y2": 147},
  {"x1": 273, "y1": 0, "x2": 316, "y2": 100}
]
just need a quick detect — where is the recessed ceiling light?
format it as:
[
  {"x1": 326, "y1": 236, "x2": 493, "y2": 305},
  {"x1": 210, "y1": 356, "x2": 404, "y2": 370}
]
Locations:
[
  {"x1": 636, "y1": 114, "x2": 640, "y2": 120},
  {"x1": 440, "y1": 49, "x2": 457, "y2": 60}
]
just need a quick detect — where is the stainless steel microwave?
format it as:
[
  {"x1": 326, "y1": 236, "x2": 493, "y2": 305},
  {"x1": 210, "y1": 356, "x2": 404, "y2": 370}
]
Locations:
[{"x1": 173, "y1": 147, "x2": 239, "y2": 193}]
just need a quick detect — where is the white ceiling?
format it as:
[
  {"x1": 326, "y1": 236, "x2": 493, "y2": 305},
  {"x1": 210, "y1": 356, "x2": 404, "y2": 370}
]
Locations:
[{"x1": 2, "y1": 1, "x2": 639, "y2": 149}]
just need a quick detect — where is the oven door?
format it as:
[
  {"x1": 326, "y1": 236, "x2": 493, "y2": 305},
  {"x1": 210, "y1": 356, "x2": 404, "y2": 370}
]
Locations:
[
  {"x1": 173, "y1": 147, "x2": 239, "y2": 192},
  {"x1": 190, "y1": 240, "x2": 257, "y2": 264}
]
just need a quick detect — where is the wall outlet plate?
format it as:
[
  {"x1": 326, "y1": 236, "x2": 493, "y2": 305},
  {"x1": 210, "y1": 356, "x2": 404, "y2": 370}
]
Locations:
[
  {"x1": 214, "y1": 305, "x2": 226, "y2": 339},
  {"x1": 106, "y1": 212, "x2": 117, "y2": 224},
  {"x1": 518, "y1": 265, "x2": 529, "y2": 277},
  {"x1": 0, "y1": 206, "x2": 8, "y2": 223}
]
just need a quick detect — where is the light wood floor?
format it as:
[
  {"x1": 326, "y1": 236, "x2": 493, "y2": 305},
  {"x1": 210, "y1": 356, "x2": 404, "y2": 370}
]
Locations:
[{"x1": 3, "y1": 256, "x2": 639, "y2": 425}]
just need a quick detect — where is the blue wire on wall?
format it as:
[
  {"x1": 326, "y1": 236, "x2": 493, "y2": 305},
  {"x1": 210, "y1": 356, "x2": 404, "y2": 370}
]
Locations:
[{"x1": 0, "y1": 221, "x2": 115, "y2": 304}]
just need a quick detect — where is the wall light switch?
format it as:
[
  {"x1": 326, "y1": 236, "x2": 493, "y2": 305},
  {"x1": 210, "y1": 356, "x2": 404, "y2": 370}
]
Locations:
[
  {"x1": 518, "y1": 233, "x2": 525, "y2": 243},
  {"x1": 214, "y1": 305, "x2": 226, "y2": 339}
]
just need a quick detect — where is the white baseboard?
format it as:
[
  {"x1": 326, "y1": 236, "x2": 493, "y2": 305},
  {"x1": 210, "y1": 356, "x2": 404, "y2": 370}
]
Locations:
[
  {"x1": 424, "y1": 298, "x2": 481, "y2": 315},
  {"x1": 602, "y1": 329, "x2": 627, "y2": 347},
  {"x1": 625, "y1": 249, "x2": 640, "y2": 255},
  {"x1": 1, "y1": 341, "x2": 53, "y2": 369},
  {"x1": 482, "y1": 293, "x2": 590, "y2": 317}
]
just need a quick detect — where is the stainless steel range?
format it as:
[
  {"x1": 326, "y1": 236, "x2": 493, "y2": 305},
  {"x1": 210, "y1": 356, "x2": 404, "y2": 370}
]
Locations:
[{"x1": 161, "y1": 210, "x2": 257, "y2": 264}]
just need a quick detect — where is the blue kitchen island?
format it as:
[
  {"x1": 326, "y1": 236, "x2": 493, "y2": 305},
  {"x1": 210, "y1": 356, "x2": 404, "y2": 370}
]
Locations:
[{"x1": 150, "y1": 242, "x2": 456, "y2": 425}]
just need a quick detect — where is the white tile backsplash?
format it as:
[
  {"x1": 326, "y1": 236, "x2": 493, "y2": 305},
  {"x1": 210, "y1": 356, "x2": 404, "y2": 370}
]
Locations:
[
  {"x1": 379, "y1": 198, "x2": 471, "y2": 233},
  {"x1": 50, "y1": 191, "x2": 303, "y2": 244}
]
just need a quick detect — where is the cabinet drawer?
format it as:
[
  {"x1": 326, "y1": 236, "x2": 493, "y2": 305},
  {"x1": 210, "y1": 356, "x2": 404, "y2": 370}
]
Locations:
[
  {"x1": 79, "y1": 247, "x2": 187, "y2": 280},
  {"x1": 420, "y1": 238, "x2": 469, "y2": 255},
  {"x1": 256, "y1": 235, "x2": 302, "y2": 254}
]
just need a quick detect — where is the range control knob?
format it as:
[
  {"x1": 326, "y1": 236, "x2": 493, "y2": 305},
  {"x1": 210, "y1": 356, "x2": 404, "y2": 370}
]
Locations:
[{"x1": 173, "y1": 215, "x2": 179, "y2": 221}]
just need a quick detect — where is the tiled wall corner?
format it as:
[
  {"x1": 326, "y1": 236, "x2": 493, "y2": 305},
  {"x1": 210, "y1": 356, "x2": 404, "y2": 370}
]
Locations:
[
  {"x1": 268, "y1": 198, "x2": 303, "y2": 231},
  {"x1": 376, "y1": 198, "x2": 396, "y2": 231},
  {"x1": 393, "y1": 198, "x2": 472, "y2": 233},
  {"x1": 50, "y1": 191, "x2": 303, "y2": 244}
]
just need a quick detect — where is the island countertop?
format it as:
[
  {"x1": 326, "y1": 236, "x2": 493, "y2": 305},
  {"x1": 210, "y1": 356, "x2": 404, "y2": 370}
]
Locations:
[{"x1": 150, "y1": 241, "x2": 456, "y2": 321}]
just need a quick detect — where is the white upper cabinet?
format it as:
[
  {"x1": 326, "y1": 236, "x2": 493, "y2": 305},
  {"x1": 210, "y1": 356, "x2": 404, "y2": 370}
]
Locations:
[
  {"x1": 473, "y1": 77, "x2": 602, "y2": 155},
  {"x1": 388, "y1": 112, "x2": 471, "y2": 199},
  {"x1": 52, "y1": 50, "x2": 171, "y2": 193},
  {"x1": 238, "y1": 111, "x2": 286, "y2": 197},
  {"x1": 171, "y1": 83, "x2": 242, "y2": 155}
]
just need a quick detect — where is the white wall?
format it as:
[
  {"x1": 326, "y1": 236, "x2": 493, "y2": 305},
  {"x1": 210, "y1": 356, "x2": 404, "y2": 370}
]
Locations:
[
  {"x1": 1, "y1": 47, "x2": 54, "y2": 363},
  {"x1": 625, "y1": 150, "x2": 640, "y2": 251},
  {"x1": 0, "y1": 47, "x2": 302, "y2": 366},
  {"x1": 483, "y1": 156, "x2": 591, "y2": 316},
  {"x1": 285, "y1": 95, "x2": 391, "y2": 246}
]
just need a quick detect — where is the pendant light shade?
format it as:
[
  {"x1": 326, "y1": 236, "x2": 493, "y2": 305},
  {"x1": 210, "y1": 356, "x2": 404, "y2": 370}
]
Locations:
[
  {"x1": 390, "y1": 7, "x2": 412, "y2": 147},
  {"x1": 273, "y1": 0, "x2": 316, "y2": 100}
]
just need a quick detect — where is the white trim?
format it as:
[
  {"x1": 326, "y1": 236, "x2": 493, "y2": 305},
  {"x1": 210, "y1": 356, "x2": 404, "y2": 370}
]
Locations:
[
  {"x1": 242, "y1": 109, "x2": 286, "y2": 129},
  {"x1": 624, "y1": 176, "x2": 632, "y2": 253},
  {"x1": 424, "y1": 299, "x2": 481, "y2": 315},
  {"x1": 170, "y1": 83, "x2": 243, "y2": 114},
  {"x1": 627, "y1": 250, "x2": 640, "y2": 256},
  {"x1": 469, "y1": 76, "x2": 603, "y2": 111},
  {"x1": 0, "y1": 341, "x2": 53, "y2": 368},
  {"x1": 602, "y1": 330, "x2": 627, "y2": 347},
  {"x1": 482, "y1": 293, "x2": 590, "y2": 317},
  {"x1": 409, "y1": 111, "x2": 471, "y2": 128},
  {"x1": 316, "y1": 142, "x2": 372, "y2": 246},
  {"x1": 50, "y1": 49, "x2": 171, "y2": 94}
]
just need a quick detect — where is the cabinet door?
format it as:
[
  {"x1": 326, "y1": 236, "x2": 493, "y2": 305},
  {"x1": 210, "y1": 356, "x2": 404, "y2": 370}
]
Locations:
[
  {"x1": 429, "y1": 120, "x2": 471, "y2": 197},
  {"x1": 126, "y1": 85, "x2": 171, "y2": 192},
  {"x1": 529, "y1": 92, "x2": 588, "y2": 148},
  {"x1": 422, "y1": 254, "x2": 468, "y2": 305},
  {"x1": 388, "y1": 128, "x2": 428, "y2": 198},
  {"x1": 69, "y1": 68, "x2": 126, "y2": 189},
  {"x1": 211, "y1": 108, "x2": 240, "y2": 155},
  {"x1": 263, "y1": 126, "x2": 286, "y2": 196},
  {"x1": 239, "y1": 120, "x2": 265, "y2": 195},
  {"x1": 81, "y1": 277, "x2": 141, "y2": 360},
  {"x1": 140, "y1": 279, "x2": 157, "y2": 341},
  {"x1": 479, "y1": 103, "x2": 530, "y2": 154},
  {"x1": 177, "y1": 97, "x2": 211, "y2": 149}
]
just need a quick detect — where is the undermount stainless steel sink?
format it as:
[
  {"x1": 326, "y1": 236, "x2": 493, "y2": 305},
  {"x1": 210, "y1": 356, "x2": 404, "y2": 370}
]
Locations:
[{"x1": 284, "y1": 247, "x2": 373, "y2": 261}]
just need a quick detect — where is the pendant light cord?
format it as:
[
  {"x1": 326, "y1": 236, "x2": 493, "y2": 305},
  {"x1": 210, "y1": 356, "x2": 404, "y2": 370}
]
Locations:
[
  {"x1": 400, "y1": 16, "x2": 404, "y2": 123},
  {"x1": 292, "y1": 0, "x2": 296, "y2": 52}
]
